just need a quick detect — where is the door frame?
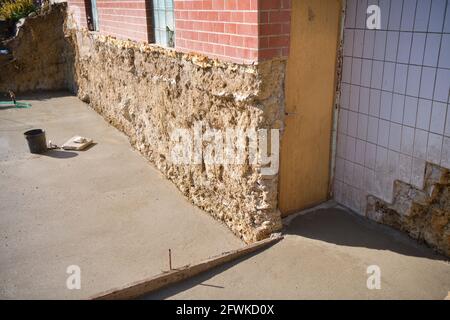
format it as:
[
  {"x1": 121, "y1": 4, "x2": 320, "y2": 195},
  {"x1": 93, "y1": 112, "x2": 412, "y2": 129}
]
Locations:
[{"x1": 278, "y1": 0, "x2": 345, "y2": 217}]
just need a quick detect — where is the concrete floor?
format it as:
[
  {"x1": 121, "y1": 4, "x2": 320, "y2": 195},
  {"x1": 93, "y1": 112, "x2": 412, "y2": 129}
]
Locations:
[
  {"x1": 2, "y1": 93, "x2": 449, "y2": 300},
  {"x1": 0, "y1": 92, "x2": 244, "y2": 299},
  {"x1": 143, "y1": 205, "x2": 450, "y2": 300}
]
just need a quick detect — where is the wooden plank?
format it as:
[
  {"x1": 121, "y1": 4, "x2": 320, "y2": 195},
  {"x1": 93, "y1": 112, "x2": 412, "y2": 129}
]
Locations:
[
  {"x1": 90, "y1": 234, "x2": 283, "y2": 300},
  {"x1": 279, "y1": 0, "x2": 342, "y2": 216}
]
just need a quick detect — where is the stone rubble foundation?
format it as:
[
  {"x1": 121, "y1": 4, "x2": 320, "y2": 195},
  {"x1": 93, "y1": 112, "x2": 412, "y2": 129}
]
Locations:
[
  {"x1": 66, "y1": 29, "x2": 286, "y2": 243},
  {"x1": 0, "y1": 4, "x2": 72, "y2": 93}
]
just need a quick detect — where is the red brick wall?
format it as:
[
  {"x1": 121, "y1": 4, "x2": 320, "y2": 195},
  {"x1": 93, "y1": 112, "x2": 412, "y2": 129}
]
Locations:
[
  {"x1": 68, "y1": 0, "x2": 150, "y2": 42},
  {"x1": 174, "y1": 0, "x2": 259, "y2": 63},
  {"x1": 258, "y1": 0, "x2": 291, "y2": 60},
  {"x1": 67, "y1": 0, "x2": 291, "y2": 63},
  {"x1": 96, "y1": 0, "x2": 150, "y2": 42},
  {"x1": 174, "y1": 0, "x2": 291, "y2": 64}
]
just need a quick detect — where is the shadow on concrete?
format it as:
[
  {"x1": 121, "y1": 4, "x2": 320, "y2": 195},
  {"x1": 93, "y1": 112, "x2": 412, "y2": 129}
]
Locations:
[
  {"x1": 43, "y1": 149, "x2": 78, "y2": 159},
  {"x1": 141, "y1": 208, "x2": 449, "y2": 300},
  {"x1": 17, "y1": 90, "x2": 74, "y2": 100},
  {"x1": 138, "y1": 242, "x2": 279, "y2": 300},
  {"x1": 81, "y1": 142, "x2": 97, "y2": 151},
  {"x1": 0, "y1": 106, "x2": 17, "y2": 110},
  {"x1": 285, "y1": 208, "x2": 448, "y2": 262}
]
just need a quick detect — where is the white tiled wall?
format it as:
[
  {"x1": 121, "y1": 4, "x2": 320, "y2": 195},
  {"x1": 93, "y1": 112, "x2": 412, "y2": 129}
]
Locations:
[{"x1": 335, "y1": 0, "x2": 450, "y2": 214}]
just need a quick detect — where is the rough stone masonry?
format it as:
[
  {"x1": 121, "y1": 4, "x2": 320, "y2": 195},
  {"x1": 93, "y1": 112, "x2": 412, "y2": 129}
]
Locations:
[
  {"x1": 0, "y1": 4, "x2": 72, "y2": 93},
  {"x1": 0, "y1": 3, "x2": 285, "y2": 243},
  {"x1": 66, "y1": 29, "x2": 286, "y2": 243}
]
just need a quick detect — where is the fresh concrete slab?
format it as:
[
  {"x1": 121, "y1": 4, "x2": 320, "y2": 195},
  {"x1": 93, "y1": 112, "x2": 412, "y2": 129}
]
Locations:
[
  {"x1": 93, "y1": 235, "x2": 283, "y2": 300},
  {"x1": 143, "y1": 205, "x2": 450, "y2": 300},
  {"x1": 0, "y1": 92, "x2": 244, "y2": 299}
]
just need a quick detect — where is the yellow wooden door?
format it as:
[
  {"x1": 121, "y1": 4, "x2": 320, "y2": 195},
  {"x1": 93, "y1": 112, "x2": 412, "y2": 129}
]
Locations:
[{"x1": 279, "y1": 0, "x2": 342, "y2": 216}]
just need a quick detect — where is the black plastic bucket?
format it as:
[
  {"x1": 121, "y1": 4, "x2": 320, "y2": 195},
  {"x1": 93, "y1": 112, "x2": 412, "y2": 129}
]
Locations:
[{"x1": 24, "y1": 129, "x2": 47, "y2": 154}]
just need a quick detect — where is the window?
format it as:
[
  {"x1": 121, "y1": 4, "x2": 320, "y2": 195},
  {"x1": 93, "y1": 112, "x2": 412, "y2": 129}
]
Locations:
[
  {"x1": 85, "y1": 0, "x2": 99, "y2": 31},
  {"x1": 152, "y1": 0, "x2": 175, "y2": 47}
]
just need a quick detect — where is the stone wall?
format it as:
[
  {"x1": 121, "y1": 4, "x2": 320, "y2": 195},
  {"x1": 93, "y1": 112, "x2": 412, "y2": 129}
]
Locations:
[
  {"x1": 0, "y1": 4, "x2": 286, "y2": 243},
  {"x1": 65, "y1": 29, "x2": 286, "y2": 243},
  {"x1": 0, "y1": 4, "x2": 73, "y2": 93}
]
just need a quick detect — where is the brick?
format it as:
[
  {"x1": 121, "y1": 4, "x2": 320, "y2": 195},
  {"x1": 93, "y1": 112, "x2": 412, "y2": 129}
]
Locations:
[
  {"x1": 237, "y1": 0, "x2": 252, "y2": 10},
  {"x1": 212, "y1": 0, "x2": 224, "y2": 10},
  {"x1": 260, "y1": 0, "x2": 282, "y2": 10},
  {"x1": 244, "y1": 12, "x2": 258, "y2": 23},
  {"x1": 236, "y1": 23, "x2": 258, "y2": 36},
  {"x1": 268, "y1": 35, "x2": 290, "y2": 48},
  {"x1": 230, "y1": 35, "x2": 244, "y2": 47},
  {"x1": 269, "y1": 10, "x2": 291, "y2": 23},
  {"x1": 224, "y1": 0, "x2": 237, "y2": 10},
  {"x1": 67, "y1": 0, "x2": 292, "y2": 63},
  {"x1": 223, "y1": 23, "x2": 236, "y2": 34},
  {"x1": 244, "y1": 36, "x2": 258, "y2": 48},
  {"x1": 259, "y1": 12, "x2": 269, "y2": 23},
  {"x1": 259, "y1": 48, "x2": 281, "y2": 59},
  {"x1": 260, "y1": 23, "x2": 282, "y2": 36}
]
